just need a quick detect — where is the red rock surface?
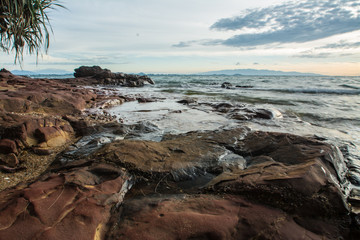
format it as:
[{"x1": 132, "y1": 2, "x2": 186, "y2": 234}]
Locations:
[
  {"x1": 0, "y1": 113, "x2": 74, "y2": 151},
  {"x1": 207, "y1": 131, "x2": 348, "y2": 218},
  {"x1": 107, "y1": 195, "x2": 327, "y2": 240},
  {"x1": 0, "y1": 162, "x2": 131, "y2": 240},
  {"x1": 0, "y1": 69, "x2": 99, "y2": 156},
  {"x1": 0, "y1": 138, "x2": 17, "y2": 154},
  {"x1": 0, "y1": 70, "x2": 97, "y2": 115},
  {"x1": 92, "y1": 128, "x2": 245, "y2": 176}
]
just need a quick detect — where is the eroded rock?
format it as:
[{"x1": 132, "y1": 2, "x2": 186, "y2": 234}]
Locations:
[
  {"x1": 107, "y1": 194, "x2": 339, "y2": 240},
  {"x1": 0, "y1": 163, "x2": 132, "y2": 240},
  {"x1": 1, "y1": 153, "x2": 19, "y2": 167},
  {"x1": 91, "y1": 128, "x2": 247, "y2": 180},
  {"x1": 207, "y1": 131, "x2": 349, "y2": 218},
  {"x1": 0, "y1": 139, "x2": 17, "y2": 154},
  {"x1": 74, "y1": 66, "x2": 154, "y2": 87},
  {"x1": 0, "y1": 70, "x2": 97, "y2": 115}
]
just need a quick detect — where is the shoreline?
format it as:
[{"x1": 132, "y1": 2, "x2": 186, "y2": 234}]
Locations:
[{"x1": 0, "y1": 66, "x2": 359, "y2": 239}]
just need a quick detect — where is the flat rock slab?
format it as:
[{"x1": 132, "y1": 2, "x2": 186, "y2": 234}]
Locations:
[
  {"x1": 0, "y1": 70, "x2": 97, "y2": 115},
  {"x1": 91, "y1": 128, "x2": 247, "y2": 179},
  {"x1": 107, "y1": 194, "x2": 334, "y2": 240}
]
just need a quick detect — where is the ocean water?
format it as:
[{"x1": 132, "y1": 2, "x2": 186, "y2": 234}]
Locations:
[
  {"x1": 111, "y1": 75, "x2": 360, "y2": 146},
  {"x1": 105, "y1": 75, "x2": 360, "y2": 195}
]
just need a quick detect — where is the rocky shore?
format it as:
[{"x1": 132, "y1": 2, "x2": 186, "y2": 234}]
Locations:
[{"x1": 0, "y1": 66, "x2": 359, "y2": 239}]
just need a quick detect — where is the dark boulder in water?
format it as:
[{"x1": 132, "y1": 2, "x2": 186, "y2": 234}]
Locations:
[
  {"x1": 221, "y1": 82, "x2": 233, "y2": 89},
  {"x1": 74, "y1": 65, "x2": 154, "y2": 87},
  {"x1": 74, "y1": 65, "x2": 110, "y2": 78},
  {"x1": 236, "y1": 85, "x2": 253, "y2": 88},
  {"x1": 211, "y1": 103, "x2": 282, "y2": 120},
  {"x1": 177, "y1": 98, "x2": 197, "y2": 105}
]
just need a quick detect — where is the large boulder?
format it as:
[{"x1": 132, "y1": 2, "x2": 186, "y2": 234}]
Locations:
[
  {"x1": 73, "y1": 66, "x2": 154, "y2": 87},
  {"x1": 206, "y1": 131, "x2": 349, "y2": 218},
  {"x1": 35, "y1": 126, "x2": 72, "y2": 148},
  {"x1": 74, "y1": 65, "x2": 110, "y2": 78}
]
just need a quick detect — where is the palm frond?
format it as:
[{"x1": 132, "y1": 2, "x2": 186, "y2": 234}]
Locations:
[{"x1": 0, "y1": 0, "x2": 65, "y2": 64}]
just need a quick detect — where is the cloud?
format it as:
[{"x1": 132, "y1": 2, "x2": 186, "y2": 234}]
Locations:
[
  {"x1": 172, "y1": 39, "x2": 224, "y2": 48},
  {"x1": 294, "y1": 51, "x2": 332, "y2": 58},
  {"x1": 210, "y1": 0, "x2": 360, "y2": 47},
  {"x1": 293, "y1": 49, "x2": 357, "y2": 58},
  {"x1": 318, "y1": 41, "x2": 360, "y2": 49},
  {"x1": 172, "y1": 41, "x2": 193, "y2": 48}
]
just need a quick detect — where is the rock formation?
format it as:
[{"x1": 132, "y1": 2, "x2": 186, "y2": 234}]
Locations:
[
  {"x1": 0, "y1": 68, "x2": 359, "y2": 239},
  {"x1": 74, "y1": 66, "x2": 155, "y2": 87}
]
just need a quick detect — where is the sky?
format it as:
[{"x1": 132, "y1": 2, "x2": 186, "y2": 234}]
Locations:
[{"x1": 1, "y1": 0, "x2": 360, "y2": 75}]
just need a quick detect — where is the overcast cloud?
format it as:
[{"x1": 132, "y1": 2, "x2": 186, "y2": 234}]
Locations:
[{"x1": 210, "y1": 0, "x2": 360, "y2": 47}]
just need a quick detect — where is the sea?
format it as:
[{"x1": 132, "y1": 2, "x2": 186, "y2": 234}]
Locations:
[
  {"x1": 109, "y1": 75, "x2": 360, "y2": 147},
  {"x1": 40, "y1": 74, "x2": 360, "y2": 196}
]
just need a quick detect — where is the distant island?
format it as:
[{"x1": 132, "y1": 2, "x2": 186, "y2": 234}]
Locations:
[{"x1": 198, "y1": 69, "x2": 324, "y2": 76}]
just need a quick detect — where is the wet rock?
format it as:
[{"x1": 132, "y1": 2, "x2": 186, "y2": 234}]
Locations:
[
  {"x1": 107, "y1": 194, "x2": 331, "y2": 240},
  {"x1": 177, "y1": 98, "x2": 197, "y2": 105},
  {"x1": 0, "y1": 139, "x2": 17, "y2": 154},
  {"x1": 253, "y1": 108, "x2": 282, "y2": 119},
  {"x1": 99, "y1": 98, "x2": 125, "y2": 109},
  {"x1": 210, "y1": 102, "x2": 282, "y2": 121},
  {"x1": 213, "y1": 102, "x2": 234, "y2": 113},
  {"x1": 229, "y1": 107, "x2": 282, "y2": 120},
  {"x1": 0, "y1": 163, "x2": 132, "y2": 240},
  {"x1": 137, "y1": 97, "x2": 156, "y2": 103},
  {"x1": 92, "y1": 128, "x2": 247, "y2": 179},
  {"x1": 123, "y1": 75, "x2": 154, "y2": 87},
  {"x1": 207, "y1": 131, "x2": 349, "y2": 218},
  {"x1": 221, "y1": 82, "x2": 233, "y2": 89}
]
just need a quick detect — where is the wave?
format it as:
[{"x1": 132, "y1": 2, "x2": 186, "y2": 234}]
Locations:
[
  {"x1": 339, "y1": 84, "x2": 360, "y2": 90},
  {"x1": 297, "y1": 112, "x2": 360, "y2": 124},
  {"x1": 266, "y1": 88, "x2": 360, "y2": 95}
]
